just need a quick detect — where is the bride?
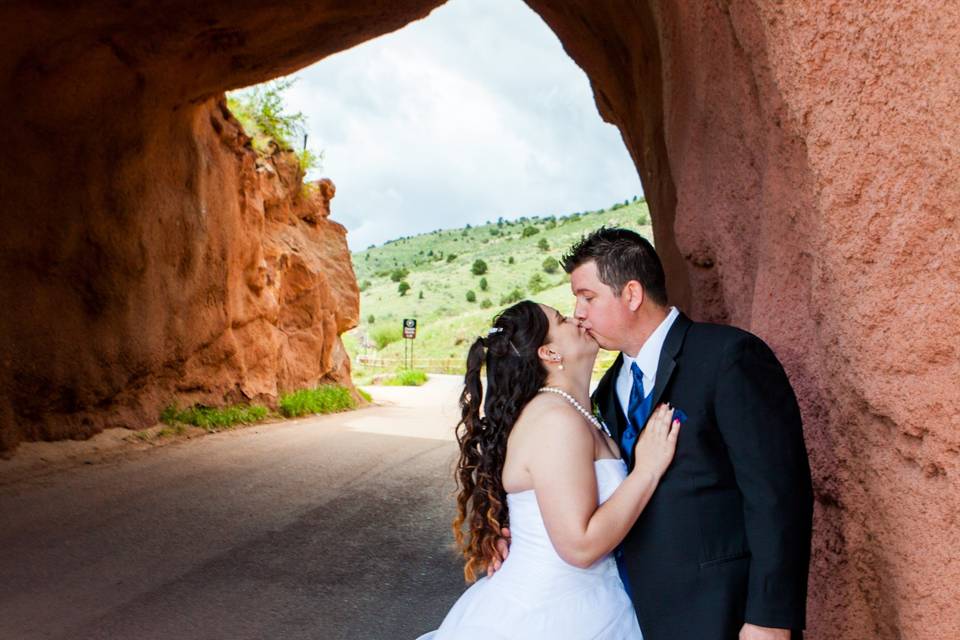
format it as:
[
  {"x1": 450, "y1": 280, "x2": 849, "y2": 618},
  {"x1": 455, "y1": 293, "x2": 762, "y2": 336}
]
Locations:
[{"x1": 417, "y1": 300, "x2": 680, "y2": 639}]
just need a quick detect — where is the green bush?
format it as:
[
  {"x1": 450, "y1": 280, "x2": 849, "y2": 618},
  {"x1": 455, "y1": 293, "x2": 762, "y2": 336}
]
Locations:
[
  {"x1": 480, "y1": 298, "x2": 493, "y2": 309},
  {"x1": 538, "y1": 238, "x2": 550, "y2": 251},
  {"x1": 382, "y1": 370, "x2": 428, "y2": 386},
  {"x1": 367, "y1": 314, "x2": 376, "y2": 324},
  {"x1": 499, "y1": 287, "x2": 524, "y2": 305},
  {"x1": 398, "y1": 281, "x2": 411, "y2": 296},
  {"x1": 227, "y1": 78, "x2": 307, "y2": 153},
  {"x1": 372, "y1": 326, "x2": 402, "y2": 350},
  {"x1": 279, "y1": 384, "x2": 356, "y2": 418},
  {"x1": 522, "y1": 226, "x2": 540, "y2": 238},
  {"x1": 543, "y1": 257, "x2": 559, "y2": 274},
  {"x1": 528, "y1": 273, "x2": 546, "y2": 294},
  {"x1": 160, "y1": 403, "x2": 269, "y2": 432},
  {"x1": 508, "y1": 256, "x2": 515, "y2": 265},
  {"x1": 446, "y1": 254, "x2": 458, "y2": 263},
  {"x1": 479, "y1": 277, "x2": 488, "y2": 291},
  {"x1": 466, "y1": 289, "x2": 476, "y2": 303},
  {"x1": 390, "y1": 267, "x2": 409, "y2": 282},
  {"x1": 471, "y1": 259, "x2": 488, "y2": 275}
]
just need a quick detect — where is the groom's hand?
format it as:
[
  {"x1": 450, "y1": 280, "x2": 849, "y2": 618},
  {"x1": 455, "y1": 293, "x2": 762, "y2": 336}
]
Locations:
[
  {"x1": 485, "y1": 527, "x2": 511, "y2": 576},
  {"x1": 740, "y1": 623, "x2": 791, "y2": 640}
]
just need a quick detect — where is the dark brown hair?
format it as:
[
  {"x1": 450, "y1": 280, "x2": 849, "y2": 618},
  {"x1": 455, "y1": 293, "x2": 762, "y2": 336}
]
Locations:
[
  {"x1": 560, "y1": 226, "x2": 668, "y2": 306},
  {"x1": 453, "y1": 300, "x2": 549, "y2": 582}
]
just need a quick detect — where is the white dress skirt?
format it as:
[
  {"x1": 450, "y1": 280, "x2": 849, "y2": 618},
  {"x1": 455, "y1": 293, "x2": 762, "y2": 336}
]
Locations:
[{"x1": 416, "y1": 458, "x2": 643, "y2": 640}]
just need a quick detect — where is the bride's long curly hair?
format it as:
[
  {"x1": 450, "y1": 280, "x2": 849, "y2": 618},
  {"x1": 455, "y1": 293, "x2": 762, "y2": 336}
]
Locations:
[{"x1": 453, "y1": 300, "x2": 549, "y2": 582}]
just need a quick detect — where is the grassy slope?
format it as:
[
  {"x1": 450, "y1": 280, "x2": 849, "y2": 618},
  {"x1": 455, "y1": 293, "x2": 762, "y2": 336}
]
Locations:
[{"x1": 346, "y1": 199, "x2": 652, "y2": 375}]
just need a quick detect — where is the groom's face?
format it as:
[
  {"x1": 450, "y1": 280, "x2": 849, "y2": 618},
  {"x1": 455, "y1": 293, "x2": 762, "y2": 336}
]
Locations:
[{"x1": 570, "y1": 260, "x2": 631, "y2": 352}]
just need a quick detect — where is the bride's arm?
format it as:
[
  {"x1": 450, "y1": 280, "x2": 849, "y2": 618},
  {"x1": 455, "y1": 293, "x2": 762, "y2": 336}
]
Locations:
[{"x1": 532, "y1": 404, "x2": 679, "y2": 569}]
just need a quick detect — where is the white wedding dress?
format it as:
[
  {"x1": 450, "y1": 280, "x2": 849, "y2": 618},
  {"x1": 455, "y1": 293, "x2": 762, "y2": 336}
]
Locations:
[{"x1": 416, "y1": 458, "x2": 643, "y2": 639}]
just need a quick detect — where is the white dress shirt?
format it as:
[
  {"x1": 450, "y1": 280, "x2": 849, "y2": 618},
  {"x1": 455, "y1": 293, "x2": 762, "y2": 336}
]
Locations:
[{"x1": 616, "y1": 306, "x2": 680, "y2": 418}]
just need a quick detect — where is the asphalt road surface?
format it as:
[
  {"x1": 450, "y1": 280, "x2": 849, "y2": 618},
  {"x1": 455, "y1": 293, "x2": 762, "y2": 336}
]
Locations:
[{"x1": 0, "y1": 376, "x2": 469, "y2": 640}]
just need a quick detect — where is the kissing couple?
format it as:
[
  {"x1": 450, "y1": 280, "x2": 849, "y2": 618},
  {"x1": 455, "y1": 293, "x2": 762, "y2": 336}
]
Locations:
[{"x1": 417, "y1": 228, "x2": 814, "y2": 640}]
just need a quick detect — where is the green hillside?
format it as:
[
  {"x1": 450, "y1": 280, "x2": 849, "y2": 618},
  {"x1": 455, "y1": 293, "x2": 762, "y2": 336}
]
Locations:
[{"x1": 345, "y1": 197, "x2": 652, "y2": 378}]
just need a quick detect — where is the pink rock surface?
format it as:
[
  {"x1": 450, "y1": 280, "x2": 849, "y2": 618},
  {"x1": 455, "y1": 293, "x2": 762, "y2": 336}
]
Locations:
[{"x1": 1, "y1": 1, "x2": 957, "y2": 637}]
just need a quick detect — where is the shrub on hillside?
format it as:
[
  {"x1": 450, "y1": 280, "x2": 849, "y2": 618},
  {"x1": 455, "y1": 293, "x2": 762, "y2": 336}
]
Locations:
[
  {"x1": 479, "y1": 277, "x2": 488, "y2": 291},
  {"x1": 372, "y1": 326, "x2": 402, "y2": 350},
  {"x1": 538, "y1": 238, "x2": 550, "y2": 251},
  {"x1": 528, "y1": 273, "x2": 546, "y2": 294},
  {"x1": 447, "y1": 254, "x2": 457, "y2": 263},
  {"x1": 398, "y1": 281, "x2": 411, "y2": 296},
  {"x1": 499, "y1": 287, "x2": 524, "y2": 305},
  {"x1": 390, "y1": 267, "x2": 409, "y2": 282},
  {"x1": 522, "y1": 226, "x2": 540, "y2": 238},
  {"x1": 480, "y1": 299, "x2": 493, "y2": 309},
  {"x1": 471, "y1": 259, "x2": 488, "y2": 275},
  {"x1": 466, "y1": 290, "x2": 476, "y2": 303},
  {"x1": 542, "y1": 257, "x2": 559, "y2": 274}
]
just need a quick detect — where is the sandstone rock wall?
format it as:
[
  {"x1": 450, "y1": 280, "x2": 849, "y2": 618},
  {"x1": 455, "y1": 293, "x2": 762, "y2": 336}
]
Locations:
[
  {"x1": 526, "y1": 2, "x2": 959, "y2": 638},
  {"x1": 0, "y1": 92, "x2": 359, "y2": 451},
  {"x1": 1, "y1": 1, "x2": 957, "y2": 638}
]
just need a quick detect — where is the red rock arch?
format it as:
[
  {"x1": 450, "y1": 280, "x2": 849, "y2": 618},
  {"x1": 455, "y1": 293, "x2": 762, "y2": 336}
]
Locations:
[{"x1": 1, "y1": 2, "x2": 957, "y2": 639}]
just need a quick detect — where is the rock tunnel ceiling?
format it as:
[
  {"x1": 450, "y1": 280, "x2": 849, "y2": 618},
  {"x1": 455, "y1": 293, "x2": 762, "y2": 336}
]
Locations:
[{"x1": 1, "y1": 2, "x2": 958, "y2": 639}]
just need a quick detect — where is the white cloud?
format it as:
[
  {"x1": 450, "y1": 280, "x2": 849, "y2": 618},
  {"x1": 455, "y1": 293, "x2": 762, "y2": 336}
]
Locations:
[{"x1": 282, "y1": 0, "x2": 641, "y2": 250}]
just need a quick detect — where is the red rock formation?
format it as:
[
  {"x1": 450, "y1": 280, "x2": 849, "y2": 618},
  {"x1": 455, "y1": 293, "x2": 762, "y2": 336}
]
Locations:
[
  {"x1": 1, "y1": 1, "x2": 957, "y2": 638},
  {"x1": 527, "y1": 2, "x2": 960, "y2": 638}
]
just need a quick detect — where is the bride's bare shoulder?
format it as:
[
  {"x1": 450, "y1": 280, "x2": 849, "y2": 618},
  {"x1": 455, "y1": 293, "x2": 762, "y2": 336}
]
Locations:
[{"x1": 513, "y1": 394, "x2": 594, "y2": 445}]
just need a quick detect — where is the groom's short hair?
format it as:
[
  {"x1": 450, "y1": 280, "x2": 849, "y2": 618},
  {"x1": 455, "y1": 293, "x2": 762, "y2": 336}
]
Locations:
[{"x1": 561, "y1": 227, "x2": 668, "y2": 306}]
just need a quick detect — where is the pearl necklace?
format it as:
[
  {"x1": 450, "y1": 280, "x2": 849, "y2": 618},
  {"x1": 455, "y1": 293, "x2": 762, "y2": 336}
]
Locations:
[{"x1": 538, "y1": 386, "x2": 612, "y2": 438}]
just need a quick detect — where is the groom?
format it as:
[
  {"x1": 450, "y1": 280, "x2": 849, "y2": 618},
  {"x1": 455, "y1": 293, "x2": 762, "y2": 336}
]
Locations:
[{"x1": 558, "y1": 227, "x2": 813, "y2": 640}]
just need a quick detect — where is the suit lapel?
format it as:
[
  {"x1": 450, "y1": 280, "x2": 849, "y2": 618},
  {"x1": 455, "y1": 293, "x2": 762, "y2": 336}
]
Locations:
[
  {"x1": 593, "y1": 353, "x2": 627, "y2": 442},
  {"x1": 649, "y1": 312, "x2": 692, "y2": 409}
]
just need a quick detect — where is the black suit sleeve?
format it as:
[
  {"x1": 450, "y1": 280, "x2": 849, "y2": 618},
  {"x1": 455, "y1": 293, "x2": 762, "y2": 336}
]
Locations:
[{"x1": 714, "y1": 334, "x2": 813, "y2": 630}]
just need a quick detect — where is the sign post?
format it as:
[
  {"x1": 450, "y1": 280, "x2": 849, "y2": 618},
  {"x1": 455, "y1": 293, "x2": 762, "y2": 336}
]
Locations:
[{"x1": 402, "y1": 319, "x2": 417, "y2": 370}]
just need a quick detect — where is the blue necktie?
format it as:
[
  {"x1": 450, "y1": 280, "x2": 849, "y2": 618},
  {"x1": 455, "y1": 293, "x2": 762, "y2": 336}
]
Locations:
[
  {"x1": 614, "y1": 361, "x2": 653, "y2": 601},
  {"x1": 621, "y1": 362, "x2": 654, "y2": 467}
]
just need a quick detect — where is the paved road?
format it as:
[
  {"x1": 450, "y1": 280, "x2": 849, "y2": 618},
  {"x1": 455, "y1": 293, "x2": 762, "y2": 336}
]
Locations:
[{"x1": 0, "y1": 376, "x2": 468, "y2": 640}]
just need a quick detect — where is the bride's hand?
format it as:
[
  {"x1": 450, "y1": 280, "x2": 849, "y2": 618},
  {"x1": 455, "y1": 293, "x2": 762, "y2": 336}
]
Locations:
[
  {"x1": 485, "y1": 526, "x2": 511, "y2": 576},
  {"x1": 631, "y1": 403, "x2": 681, "y2": 479}
]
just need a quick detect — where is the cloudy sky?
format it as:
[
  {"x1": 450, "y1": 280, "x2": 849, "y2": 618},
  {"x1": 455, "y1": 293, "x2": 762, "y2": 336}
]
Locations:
[{"x1": 282, "y1": 0, "x2": 641, "y2": 251}]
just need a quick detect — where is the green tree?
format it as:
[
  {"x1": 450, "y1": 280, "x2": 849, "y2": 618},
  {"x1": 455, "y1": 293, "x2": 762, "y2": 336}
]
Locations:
[
  {"x1": 471, "y1": 259, "x2": 488, "y2": 276},
  {"x1": 522, "y1": 225, "x2": 540, "y2": 238},
  {"x1": 538, "y1": 238, "x2": 550, "y2": 252},
  {"x1": 367, "y1": 314, "x2": 375, "y2": 324},
  {"x1": 542, "y1": 257, "x2": 559, "y2": 274},
  {"x1": 466, "y1": 290, "x2": 477, "y2": 303},
  {"x1": 398, "y1": 281, "x2": 411, "y2": 296},
  {"x1": 479, "y1": 277, "x2": 488, "y2": 291},
  {"x1": 508, "y1": 256, "x2": 515, "y2": 265},
  {"x1": 390, "y1": 267, "x2": 409, "y2": 282},
  {"x1": 528, "y1": 273, "x2": 546, "y2": 294}
]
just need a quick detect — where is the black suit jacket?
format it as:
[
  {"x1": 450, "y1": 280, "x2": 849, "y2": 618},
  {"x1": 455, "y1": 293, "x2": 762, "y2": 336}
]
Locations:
[{"x1": 592, "y1": 313, "x2": 813, "y2": 640}]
